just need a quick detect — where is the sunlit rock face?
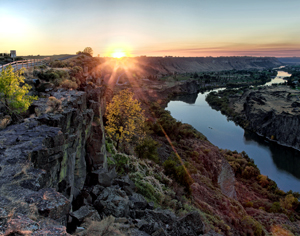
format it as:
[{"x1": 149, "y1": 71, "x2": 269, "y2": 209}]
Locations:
[{"x1": 0, "y1": 88, "x2": 107, "y2": 234}]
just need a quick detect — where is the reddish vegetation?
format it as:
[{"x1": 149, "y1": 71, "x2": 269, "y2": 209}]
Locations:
[{"x1": 127, "y1": 84, "x2": 300, "y2": 235}]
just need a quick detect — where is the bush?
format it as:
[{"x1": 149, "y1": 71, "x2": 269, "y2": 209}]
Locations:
[
  {"x1": 60, "y1": 79, "x2": 78, "y2": 90},
  {"x1": 69, "y1": 66, "x2": 83, "y2": 77},
  {"x1": 241, "y1": 216, "x2": 264, "y2": 236},
  {"x1": 46, "y1": 96, "x2": 62, "y2": 113},
  {"x1": 270, "y1": 202, "x2": 282, "y2": 213},
  {"x1": 0, "y1": 65, "x2": 38, "y2": 114},
  {"x1": 163, "y1": 155, "x2": 193, "y2": 193},
  {"x1": 49, "y1": 60, "x2": 68, "y2": 68},
  {"x1": 113, "y1": 153, "x2": 129, "y2": 174},
  {"x1": 134, "y1": 137, "x2": 159, "y2": 162},
  {"x1": 86, "y1": 216, "x2": 123, "y2": 236}
]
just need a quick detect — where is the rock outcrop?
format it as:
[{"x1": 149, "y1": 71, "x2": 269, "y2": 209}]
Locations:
[
  {"x1": 0, "y1": 88, "x2": 107, "y2": 235},
  {"x1": 229, "y1": 86, "x2": 300, "y2": 149}
]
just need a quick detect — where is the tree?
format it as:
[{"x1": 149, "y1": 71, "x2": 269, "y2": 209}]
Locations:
[
  {"x1": 83, "y1": 47, "x2": 93, "y2": 57},
  {"x1": 105, "y1": 89, "x2": 145, "y2": 150},
  {"x1": 0, "y1": 65, "x2": 38, "y2": 114}
]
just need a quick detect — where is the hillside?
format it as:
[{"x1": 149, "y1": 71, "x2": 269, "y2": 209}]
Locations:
[
  {"x1": 136, "y1": 56, "x2": 282, "y2": 75},
  {"x1": 0, "y1": 56, "x2": 299, "y2": 236}
]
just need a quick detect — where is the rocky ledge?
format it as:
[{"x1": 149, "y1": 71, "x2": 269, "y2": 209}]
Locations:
[
  {"x1": 229, "y1": 86, "x2": 300, "y2": 149},
  {"x1": 0, "y1": 87, "x2": 215, "y2": 235}
]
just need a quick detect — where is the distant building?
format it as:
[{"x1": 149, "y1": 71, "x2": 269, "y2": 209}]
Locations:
[{"x1": 10, "y1": 50, "x2": 16, "y2": 58}]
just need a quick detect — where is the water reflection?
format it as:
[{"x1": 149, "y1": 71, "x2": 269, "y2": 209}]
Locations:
[
  {"x1": 172, "y1": 93, "x2": 198, "y2": 104},
  {"x1": 167, "y1": 87, "x2": 300, "y2": 192},
  {"x1": 244, "y1": 131, "x2": 300, "y2": 180}
]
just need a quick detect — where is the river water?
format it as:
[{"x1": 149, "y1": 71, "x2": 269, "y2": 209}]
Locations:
[{"x1": 166, "y1": 71, "x2": 300, "y2": 193}]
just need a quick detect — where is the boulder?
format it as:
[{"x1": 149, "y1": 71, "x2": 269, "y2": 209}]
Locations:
[
  {"x1": 172, "y1": 211, "x2": 205, "y2": 236},
  {"x1": 93, "y1": 186, "x2": 130, "y2": 217},
  {"x1": 25, "y1": 188, "x2": 71, "y2": 224},
  {"x1": 129, "y1": 193, "x2": 148, "y2": 210},
  {"x1": 69, "y1": 206, "x2": 91, "y2": 222}
]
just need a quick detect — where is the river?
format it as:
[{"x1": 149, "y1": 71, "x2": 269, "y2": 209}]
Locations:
[{"x1": 166, "y1": 71, "x2": 300, "y2": 193}]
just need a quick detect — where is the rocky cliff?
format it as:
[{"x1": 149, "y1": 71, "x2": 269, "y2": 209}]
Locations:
[
  {"x1": 0, "y1": 88, "x2": 107, "y2": 235},
  {"x1": 229, "y1": 86, "x2": 300, "y2": 150}
]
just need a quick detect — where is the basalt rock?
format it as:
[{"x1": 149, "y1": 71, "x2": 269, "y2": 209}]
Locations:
[
  {"x1": 0, "y1": 88, "x2": 107, "y2": 233},
  {"x1": 229, "y1": 86, "x2": 300, "y2": 150}
]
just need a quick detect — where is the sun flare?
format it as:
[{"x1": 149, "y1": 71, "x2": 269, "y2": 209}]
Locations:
[{"x1": 112, "y1": 51, "x2": 126, "y2": 58}]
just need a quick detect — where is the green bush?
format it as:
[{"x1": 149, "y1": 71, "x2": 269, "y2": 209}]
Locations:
[
  {"x1": 69, "y1": 66, "x2": 83, "y2": 77},
  {"x1": 269, "y1": 202, "x2": 282, "y2": 213},
  {"x1": 163, "y1": 155, "x2": 193, "y2": 194},
  {"x1": 113, "y1": 153, "x2": 129, "y2": 174},
  {"x1": 134, "y1": 137, "x2": 159, "y2": 162}
]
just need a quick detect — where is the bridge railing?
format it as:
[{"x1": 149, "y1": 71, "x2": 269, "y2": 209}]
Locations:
[{"x1": 0, "y1": 57, "x2": 51, "y2": 72}]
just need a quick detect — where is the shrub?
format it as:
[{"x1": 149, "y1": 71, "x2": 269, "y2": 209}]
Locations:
[
  {"x1": 163, "y1": 155, "x2": 193, "y2": 194},
  {"x1": 113, "y1": 153, "x2": 129, "y2": 174},
  {"x1": 280, "y1": 194, "x2": 297, "y2": 210},
  {"x1": 241, "y1": 216, "x2": 264, "y2": 236},
  {"x1": 60, "y1": 79, "x2": 78, "y2": 90},
  {"x1": 69, "y1": 66, "x2": 83, "y2": 77},
  {"x1": 0, "y1": 65, "x2": 38, "y2": 114},
  {"x1": 134, "y1": 136, "x2": 159, "y2": 162},
  {"x1": 258, "y1": 175, "x2": 269, "y2": 187},
  {"x1": 49, "y1": 60, "x2": 68, "y2": 68},
  {"x1": 46, "y1": 96, "x2": 62, "y2": 113},
  {"x1": 270, "y1": 202, "x2": 282, "y2": 213},
  {"x1": 245, "y1": 201, "x2": 253, "y2": 208},
  {"x1": 86, "y1": 215, "x2": 123, "y2": 236}
]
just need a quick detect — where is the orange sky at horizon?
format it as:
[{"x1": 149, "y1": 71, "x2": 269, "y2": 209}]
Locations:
[{"x1": 1, "y1": 0, "x2": 300, "y2": 58}]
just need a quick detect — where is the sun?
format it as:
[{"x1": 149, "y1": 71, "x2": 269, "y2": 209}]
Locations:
[{"x1": 112, "y1": 51, "x2": 126, "y2": 58}]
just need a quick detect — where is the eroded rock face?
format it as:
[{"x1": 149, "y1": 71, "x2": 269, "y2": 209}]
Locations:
[
  {"x1": 0, "y1": 88, "x2": 107, "y2": 233},
  {"x1": 230, "y1": 86, "x2": 300, "y2": 149}
]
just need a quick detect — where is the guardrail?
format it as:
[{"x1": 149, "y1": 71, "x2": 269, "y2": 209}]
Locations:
[{"x1": 0, "y1": 57, "x2": 51, "y2": 72}]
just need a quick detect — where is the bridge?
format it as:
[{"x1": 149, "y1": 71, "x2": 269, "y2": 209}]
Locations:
[{"x1": 0, "y1": 57, "x2": 50, "y2": 72}]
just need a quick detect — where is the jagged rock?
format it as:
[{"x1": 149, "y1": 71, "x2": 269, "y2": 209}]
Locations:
[
  {"x1": 230, "y1": 86, "x2": 300, "y2": 149},
  {"x1": 70, "y1": 206, "x2": 91, "y2": 222},
  {"x1": 113, "y1": 174, "x2": 136, "y2": 196},
  {"x1": 25, "y1": 188, "x2": 71, "y2": 223},
  {"x1": 91, "y1": 168, "x2": 114, "y2": 187},
  {"x1": 93, "y1": 186, "x2": 131, "y2": 217},
  {"x1": 147, "y1": 202, "x2": 155, "y2": 210},
  {"x1": 171, "y1": 211, "x2": 204, "y2": 236},
  {"x1": 90, "y1": 185, "x2": 105, "y2": 199},
  {"x1": 129, "y1": 193, "x2": 148, "y2": 210},
  {"x1": 144, "y1": 209, "x2": 176, "y2": 225},
  {"x1": 152, "y1": 227, "x2": 168, "y2": 236}
]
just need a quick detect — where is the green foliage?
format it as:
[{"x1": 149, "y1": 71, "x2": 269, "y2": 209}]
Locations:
[
  {"x1": 0, "y1": 65, "x2": 38, "y2": 114},
  {"x1": 149, "y1": 102, "x2": 206, "y2": 141},
  {"x1": 270, "y1": 202, "x2": 282, "y2": 213},
  {"x1": 163, "y1": 154, "x2": 193, "y2": 194},
  {"x1": 241, "y1": 216, "x2": 264, "y2": 236},
  {"x1": 69, "y1": 66, "x2": 83, "y2": 77},
  {"x1": 105, "y1": 89, "x2": 146, "y2": 150},
  {"x1": 134, "y1": 175, "x2": 161, "y2": 202},
  {"x1": 113, "y1": 153, "x2": 129, "y2": 174},
  {"x1": 245, "y1": 201, "x2": 253, "y2": 208},
  {"x1": 134, "y1": 137, "x2": 159, "y2": 162}
]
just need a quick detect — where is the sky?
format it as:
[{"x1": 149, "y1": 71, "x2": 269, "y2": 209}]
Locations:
[{"x1": 1, "y1": 0, "x2": 300, "y2": 57}]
